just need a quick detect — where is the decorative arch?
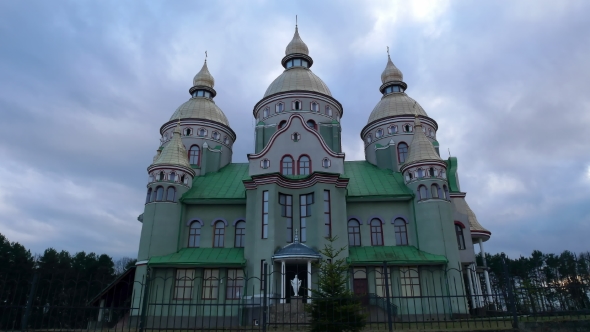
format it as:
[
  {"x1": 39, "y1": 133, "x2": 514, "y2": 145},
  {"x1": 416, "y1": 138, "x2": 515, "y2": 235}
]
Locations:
[
  {"x1": 232, "y1": 218, "x2": 246, "y2": 226},
  {"x1": 366, "y1": 215, "x2": 385, "y2": 226},
  {"x1": 397, "y1": 142, "x2": 408, "y2": 163},
  {"x1": 297, "y1": 154, "x2": 311, "y2": 175},
  {"x1": 189, "y1": 145, "x2": 200, "y2": 165},
  {"x1": 390, "y1": 215, "x2": 409, "y2": 224},
  {"x1": 186, "y1": 218, "x2": 204, "y2": 227},
  {"x1": 292, "y1": 99, "x2": 302, "y2": 110},
  {"x1": 210, "y1": 218, "x2": 228, "y2": 227},
  {"x1": 280, "y1": 154, "x2": 295, "y2": 175},
  {"x1": 348, "y1": 216, "x2": 363, "y2": 225},
  {"x1": 454, "y1": 221, "x2": 466, "y2": 228}
]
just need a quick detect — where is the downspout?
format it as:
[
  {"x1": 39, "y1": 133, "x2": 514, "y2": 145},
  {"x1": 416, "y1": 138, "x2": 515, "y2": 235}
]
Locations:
[
  {"x1": 176, "y1": 202, "x2": 185, "y2": 252},
  {"x1": 411, "y1": 198, "x2": 420, "y2": 250}
]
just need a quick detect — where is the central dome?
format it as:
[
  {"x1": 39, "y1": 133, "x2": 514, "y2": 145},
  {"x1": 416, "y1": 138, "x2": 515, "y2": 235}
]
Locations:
[
  {"x1": 264, "y1": 67, "x2": 332, "y2": 97},
  {"x1": 170, "y1": 98, "x2": 229, "y2": 126},
  {"x1": 367, "y1": 93, "x2": 427, "y2": 123}
]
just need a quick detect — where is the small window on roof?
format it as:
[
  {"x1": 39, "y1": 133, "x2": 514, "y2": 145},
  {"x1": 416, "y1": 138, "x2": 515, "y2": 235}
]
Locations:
[
  {"x1": 263, "y1": 107, "x2": 270, "y2": 117},
  {"x1": 389, "y1": 125, "x2": 397, "y2": 134},
  {"x1": 375, "y1": 129, "x2": 383, "y2": 138},
  {"x1": 325, "y1": 106, "x2": 333, "y2": 116},
  {"x1": 311, "y1": 102, "x2": 319, "y2": 112}
]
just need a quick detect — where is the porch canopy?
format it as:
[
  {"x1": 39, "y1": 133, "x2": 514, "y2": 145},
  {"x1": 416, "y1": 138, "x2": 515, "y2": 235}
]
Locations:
[
  {"x1": 348, "y1": 246, "x2": 447, "y2": 266},
  {"x1": 148, "y1": 248, "x2": 246, "y2": 267}
]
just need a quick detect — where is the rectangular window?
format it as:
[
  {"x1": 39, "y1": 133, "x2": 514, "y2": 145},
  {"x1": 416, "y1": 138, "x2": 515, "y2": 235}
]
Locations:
[
  {"x1": 299, "y1": 193, "x2": 314, "y2": 242},
  {"x1": 226, "y1": 269, "x2": 244, "y2": 300},
  {"x1": 174, "y1": 269, "x2": 195, "y2": 300},
  {"x1": 202, "y1": 269, "x2": 220, "y2": 300},
  {"x1": 400, "y1": 267, "x2": 420, "y2": 297},
  {"x1": 323, "y1": 190, "x2": 331, "y2": 238},
  {"x1": 262, "y1": 191, "x2": 269, "y2": 239},
  {"x1": 375, "y1": 267, "x2": 392, "y2": 298},
  {"x1": 279, "y1": 193, "x2": 293, "y2": 242}
]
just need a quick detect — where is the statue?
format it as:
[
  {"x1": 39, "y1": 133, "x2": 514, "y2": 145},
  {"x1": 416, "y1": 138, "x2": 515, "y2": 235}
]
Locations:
[{"x1": 291, "y1": 275, "x2": 302, "y2": 296}]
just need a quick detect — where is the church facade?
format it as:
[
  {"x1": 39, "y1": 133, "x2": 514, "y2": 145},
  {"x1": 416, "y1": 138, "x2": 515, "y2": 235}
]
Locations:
[{"x1": 132, "y1": 27, "x2": 493, "y2": 324}]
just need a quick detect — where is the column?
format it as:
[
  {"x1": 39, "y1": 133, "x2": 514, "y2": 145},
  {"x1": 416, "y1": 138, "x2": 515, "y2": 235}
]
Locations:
[
  {"x1": 466, "y1": 264, "x2": 476, "y2": 308},
  {"x1": 281, "y1": 261, "x2": 286, "y2": 304},
  {"x1": 479, "y1": 238, "x2": 493, "y2": 304},
  {"x1": 307, "y1": 260, "x2": 312, "y2": 303}
]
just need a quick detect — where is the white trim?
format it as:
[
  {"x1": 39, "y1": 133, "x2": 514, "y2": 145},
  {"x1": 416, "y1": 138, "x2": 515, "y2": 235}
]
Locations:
[{"x1": 135, "y1": 260, "x2": 149, "y2": 266}]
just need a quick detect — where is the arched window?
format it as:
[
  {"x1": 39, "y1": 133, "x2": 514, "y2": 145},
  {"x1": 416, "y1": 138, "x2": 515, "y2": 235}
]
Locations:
[
  {"x1": 298, "y1": 156, "x2": 311, "y2": 175},
  {"x1": 293, "y1": 100, "x2": 302, "y2": 110},
  {"x1": 281, "y1": 156, "x2": 293, "y2": 175},
  {"x1": 417, "y1": 168, "x2": 424, "y2": 178},
  {"x1": 389, "y1": 125, "x2": 398, "y2": 134},
  {"x1": 403, "y1": 124, "x2": 413, "y2": 132},
  {"x1": 263, "y1": 107, "x2": 270, "y2": 117},
  {"x1": 348, "y1": 219, "x2": 361, "y2": 247},
  {"x1": 428, "y1": 168, "x2": 435, "y2": 177},
  {"x1": 166, "y1": 187, "x2": 176, "y2": 202},
  {"x1": 224, "y1": 137, "x2": 229, "y2": 145},
  {"x1": 431, "y1": 184, "x2": 439, "y2": 198},
  {"x1": 276, "y1": 102, "x2": 285, "y2": 113},
  {"x1": 180, "y1": 175, "x2": 186, "y2": 184},
  {"x1": 155, "y1": 186, "x2": 164, "y2": 201},
  {"x1": 370, "y1": 219, "x2": 384, "y2": 246},
  {"x1": 198, "y1": 128, "x2": 207, "y2": 137},
  {"x1": 278, "y1": 120, "x2": 287, "y2": 129},
  {"x1": 158, "y1": 171, "x2": 165, "y2": 181},
  {"x1": 169, "y1": 172, "x2": 176, "y2": 182},
  {"x1": 145, "y1": 188, "x2": 152, "y2": 204},
  {"x1": 234, "y1": 221, "x2": 246, "y2": 248},
  {"x1": 429, "y1": 129, "x2": 434, "y2": 137},
  {"x1": 322, "y1": 158, "x2": 331, "y2": 168},
  {"x1": 149, "y1": 173, "x2": 154, "y2": 182},
  {"x1": 260, "y1": 159, "x2": 270, "y2": 169},
  {"x1": 397, "y1": 142, "x2": 408, "y2": 163},
  {"x1": 188, "y1": 222, "x2": 201, "y2": 247},
  {"x1": 456, "y1": 224, "x2": 466, "y2": 250},
  {"x1": 306, "y1": 119, "x2": 316, "y2": 130},
  {"x1": 366, "y1": 135, "x2": 372, "y2": 144},
  {"x1": 375, "y1": 129, "x2": 383, "y2": 138},
  {"x1": 150, "y1": 187, "x2": 157, "y2": 202},
  {"x1": 441, "y1": 170, "x2": 447, "y2": 179},
  {"x1": 311, "y1": 102, "x2": 319, "y2": 112},
  {"x1": 394, "y1": 218, "x2": 408, "y2": 246},
  {"x1": 189, "y1": 145, "x2": 200, "y2": 165},
  {"x1": 184, "y1": 128, "x2": 192, "y2": 136},
  {"x1": 443, "y1": 185, "x2": 450, "y2": 200},
  {"x1": 325, "y1": 105, "x2": 333, "y2": 116},
  {"x1": 418, "y1": 185, "x2": 428, "y2": 200},
  {"x1": 213, "y1": 221, "x2": 225, "y2": 248},
  {"x1": 212, "y1": 131, "x2": 220, "y2": 140}
]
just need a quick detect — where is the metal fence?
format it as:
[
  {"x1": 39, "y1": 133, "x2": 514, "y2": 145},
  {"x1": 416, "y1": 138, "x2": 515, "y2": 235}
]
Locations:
[{"x1": 2, "y1": 259, "x2": 590, "y2": 331}]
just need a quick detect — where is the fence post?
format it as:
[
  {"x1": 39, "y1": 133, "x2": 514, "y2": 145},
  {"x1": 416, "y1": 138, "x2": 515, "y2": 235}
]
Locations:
[
  {"x1": 21, "y1": 273, "x2": 38, "y2": 332},
  {"x1": 262, "y1": 263, "x2": 268, "y2": 332},
  {"x1": 383, "y1": 261, "x2": 393, "y2": 332},
  {"x1": 501, "y1": 253, "x2": 518, "y2": 328},
  {"x1": 139, "y1": 269, "x2": 151, "y2": 332}
]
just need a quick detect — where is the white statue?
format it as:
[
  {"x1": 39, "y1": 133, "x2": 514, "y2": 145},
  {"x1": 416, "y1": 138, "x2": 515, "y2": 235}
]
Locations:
[{"x1": 291, "y1": 275, "x2": 302, "y2": 296}]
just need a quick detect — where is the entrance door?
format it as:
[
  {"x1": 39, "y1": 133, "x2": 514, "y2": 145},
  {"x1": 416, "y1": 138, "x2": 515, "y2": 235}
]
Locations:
[
  {"x1": 285, "y1": 264, "x2": 308, "y2": 303},
  {"x1": 353, "y1": 279, "x2": 369, "y2": 305}
]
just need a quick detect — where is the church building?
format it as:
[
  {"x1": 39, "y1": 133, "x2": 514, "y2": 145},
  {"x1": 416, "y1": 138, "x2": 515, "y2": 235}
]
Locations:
[{"x1": 132, "y1": 26, "x2": 493, "y2": 325}]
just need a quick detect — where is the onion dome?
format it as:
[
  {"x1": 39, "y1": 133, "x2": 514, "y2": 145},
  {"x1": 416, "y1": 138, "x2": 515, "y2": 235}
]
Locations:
[
  {"x1": 193, "y1": 61, "x2": 214, "y2": 88},
  {"x1": 367, "y1": 56, "x2": 427, "y2": 124},
  {"x1": 263, "y1": 26, "x2": 331, "y2": 98},
  {"x1": 151, "y1": 125, "x2": 192, "y2": 170},
  {"x1": 285, "y1": 26, "x2": 309, "y2": 56},
  {"x1": 454, "y1": 198, "x2": 491, "y2": 241},
  {"x1": 381, "y1": 55, "x2": 403, "y2": 83},
  {"x1": 169, "y1": 60, "x2": 230, "y2": 126},
  {"x1": 404, "y1": 116, "x2": 441, "y2": 165}
]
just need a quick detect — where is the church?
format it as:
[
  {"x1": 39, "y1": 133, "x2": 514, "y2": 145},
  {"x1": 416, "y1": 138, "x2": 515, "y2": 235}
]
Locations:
[{"x1": 131, "y1": 26, "x2": 493, "y2": 326}]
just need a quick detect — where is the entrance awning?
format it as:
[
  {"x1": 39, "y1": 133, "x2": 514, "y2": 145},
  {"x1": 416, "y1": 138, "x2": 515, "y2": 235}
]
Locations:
[
  {"x1": 148, "y1": 248, "x2": 246, "y2": 267},
  {"x1": 348, "y1": 246, "x2": 447, "y2": 265}
]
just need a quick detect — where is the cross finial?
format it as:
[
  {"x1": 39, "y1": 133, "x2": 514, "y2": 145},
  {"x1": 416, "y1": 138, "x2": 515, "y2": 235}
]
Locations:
[
  {"x1": 296, "y1": 15, "x2": 298, "y2": 27},
  {"x1": 448, "y1": 148, "x2": 451, "y2": 158},
  {"x1": 205, "y1": 50, "x2": 207, "y2": 62},
  {"x1": 387, "y1": 46, "x2": 390, "y2": 56}
]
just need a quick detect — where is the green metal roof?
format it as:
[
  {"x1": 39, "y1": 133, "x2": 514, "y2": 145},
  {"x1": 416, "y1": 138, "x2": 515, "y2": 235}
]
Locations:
[
  {"x1": 182, "y1": 163, "x2": 249, "y2": 201},
  {"x1": 348, "y1": 246, "x2": 448, "y2": 265},
  {"x1": 148, "y1": 248, "x2": 246, "y2": 267},
  {"x1": 344, "y1": 161, "x2": 412, "y2": 198}
]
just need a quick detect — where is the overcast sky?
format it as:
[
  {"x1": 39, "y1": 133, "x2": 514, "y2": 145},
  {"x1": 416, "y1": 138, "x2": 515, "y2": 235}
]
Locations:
[{"x1": 1, "y1": 1, "x2": 589, "y2": 259}]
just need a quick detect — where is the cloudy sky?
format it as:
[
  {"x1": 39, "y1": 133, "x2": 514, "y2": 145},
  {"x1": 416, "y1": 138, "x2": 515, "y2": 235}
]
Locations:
[{"x1": 1, "y1": 1, "x2": 589, "y2": 259}]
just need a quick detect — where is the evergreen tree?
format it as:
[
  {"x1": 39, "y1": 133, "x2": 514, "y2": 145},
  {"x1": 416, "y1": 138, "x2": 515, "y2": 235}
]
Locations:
[{"x1": 305, "y1": 237, "x2": 365, "y2": 332}]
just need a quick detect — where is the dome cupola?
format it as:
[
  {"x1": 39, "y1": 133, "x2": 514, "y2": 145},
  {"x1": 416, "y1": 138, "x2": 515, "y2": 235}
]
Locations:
[
  {"x1": 169, "y1": 59, "x2": 230, "y2": 126},
  {"x1": 401, "y1": 116, "x2": 442, "y2": 172},
  {"x1": 151, "y1": 124, "x2": 193, "y2": 171}
]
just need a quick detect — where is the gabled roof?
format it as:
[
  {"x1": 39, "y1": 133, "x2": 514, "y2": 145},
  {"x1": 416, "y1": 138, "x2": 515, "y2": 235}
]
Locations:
[
  {"x1": 348, "y1": 246, "x2": 448, "y2": 265},
  {"x1": 148, "y1": 248, "x2": 246, "y2": 267},
  {"x1": 344, "y1": 161, "x2": 413, "y2": 198}
]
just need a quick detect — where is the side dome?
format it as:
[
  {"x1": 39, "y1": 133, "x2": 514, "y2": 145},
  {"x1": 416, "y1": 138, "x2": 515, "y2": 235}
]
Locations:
[
  {"x1": 170, "y1": 98, "x2": 229, "y2": 126},
  {"x1": 367, "y1": 93, "x2": 427, "y2": 123},
  {"x1": 264, "y1": 67, "x2": 332, "y2": 97}
]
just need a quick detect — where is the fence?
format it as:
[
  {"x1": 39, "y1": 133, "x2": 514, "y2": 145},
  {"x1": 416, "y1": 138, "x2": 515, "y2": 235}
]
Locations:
[{"x1": 1, "y1": 258, "x2": 590, "y2": 331}]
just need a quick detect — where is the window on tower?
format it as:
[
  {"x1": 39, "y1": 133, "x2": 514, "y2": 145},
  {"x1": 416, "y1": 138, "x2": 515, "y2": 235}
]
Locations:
[
  {"x1": 389, "y1": 125, "x2": 398, "y2": 134},
  {"x1": 263, "y1": 107, "x2": 270, "y2": 118},
  {"x1": 376, "y1": 129, "x2": 384, "y2": 138},
  {"x1": 278, "y1": 120, "x2": 287, "y2": 129},
  {"x1": 262, "y1": 191, "x2": 269, "y2": 239},
  {"x1": 189, "y1": 145, "x2": 200, "y2": 165},
  {"x1": 311, "y1": 102, "x2": 319, "y2": 112},
  {"x1": 212, "y1": 131, "x2": 220, "y2": 140},
  {"x1": 169, "y1": 172, "x2": 176, "y2": 182},
  {"x1": 285, "y1": 58, "x2": 309, "y2": 68},
  {"x1": 276, "y1": 102, "x2": 285, "y2": 113},
  {"x1": 306, "y1": 119, "x2": 316, "y2": 130},
  {"x1": 166, "y1": 187, "x2": 176, "y2": 202},
  {"x1": 184, "y1": 128, "x2": 192, "y2": 136},
  {"x1": 145, "y1": 188, "x2": 152, "y2": 204},
  {"x1": 323, "y1": 190, "x2": 331, "y2": 238},
  {"x1": 397, "y1": 142, "x2": 408, "y2": 163},
  {"x1": 456, "y1": 224, "x2": 466, "y2": 250},
  {"x1": 293, "y1": 100, "x2": 302, "y2": 110},
  {"x1": 155, "y1": 186, "x2": 164, "y2": 201},
  {"x1": 418, "y1": 185, "x2": 428, "y2": 200},
  {"x1": 431, "y1": 184, "x2": 439, "y2": 199},
  {"x1": 325, "y1": 105, "x2": 333, "y2": 116}
]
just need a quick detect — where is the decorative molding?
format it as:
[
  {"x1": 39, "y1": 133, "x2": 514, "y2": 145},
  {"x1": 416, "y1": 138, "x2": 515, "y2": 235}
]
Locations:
[
  {"x1": 366, "y1": 215, "x2": 385, "y2": 225},
  {"x1": 347, "y1": 216, "x2": 363, "y2": 225},
  {"x1": 391, "y1": 215, "x2": 409, "y2": 224},
  {"x1": 186, "y1": 218, "x2": 204, "y2": 226},
  {"x1": 211, "y1": 219, "x2": 228, "y2": 227},
  {"x1": 244, "y1": 172, "x2": 349, "y2": 190}
]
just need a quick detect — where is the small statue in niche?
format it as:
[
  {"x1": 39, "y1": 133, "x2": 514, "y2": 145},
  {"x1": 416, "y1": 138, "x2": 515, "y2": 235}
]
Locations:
[{"x1": 291, "y1": 275, "x2": 302, "y2": 296}]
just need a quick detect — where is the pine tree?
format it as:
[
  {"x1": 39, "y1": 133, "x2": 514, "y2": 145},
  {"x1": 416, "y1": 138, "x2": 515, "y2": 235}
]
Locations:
[{"x1": 305, "y1": 237, "x2": 366, "y2": 332}]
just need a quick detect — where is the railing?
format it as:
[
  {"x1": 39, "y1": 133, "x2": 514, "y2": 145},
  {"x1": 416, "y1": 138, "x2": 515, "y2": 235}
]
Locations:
[{"x1": 1, "y1": 262, "x2": 590, "y2": 331}]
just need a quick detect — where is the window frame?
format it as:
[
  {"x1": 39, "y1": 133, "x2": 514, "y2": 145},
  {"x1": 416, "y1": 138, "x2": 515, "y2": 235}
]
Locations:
[
  {"x1": 325, "y1": 105, "x2": 333, "y2": 116},
  {"x1": 311, "y1": 102, "x2": 319, "y2": 112},
  {"x1": 299, "y1": 193, "x2": 314, "y2": 242},
  {"x1": 397, "y1": 142, "x2": 408, "y2": 163},
  {"x1": 418, "y1": 185, "x2": 428, "y2": 200},
  {"x1": 293, "y1": 100, "x2": 302, "y2": 110},
  {"x1": 323, "y1": 190, "x2": 331, "y2": 238},
  {"x1": 262, "y1": 191, "x2": 269, "y2": 239},
  {"x1": 375, "y1": 129, "x2": 384, "y2": 138},
  {"x1": 279, "y1": 193, "x2": 293, "y2": 243},
  {"x1": 202, "y1": 269, "x2": 220, "y2": 300},
  {"x1": 306, "y1": 119, "x2": 317, "y2": 130},
  {"x1": 393, "y1": 218, "x2": 408, "y2": 246},
  {"x1": 388, "y1": 125, "x2": 398, "y2": 134},
  {"x1": 234, "y1": 221, "x2": 246, "y2": 248},
  {"x1": 455, "y1": 224, "x2": 466, "y2": 250},
  {"x1": 189, "y1": 145, "x2": 200, "y2": 165},
  {"x1": 298, "y1": 155, "x2": 311, "y2": 175},
  {"x1": 370, "y1": 218, "x2": 384, "y2": 246},
  {"x1": 263, "y1": 107, "x2": 270, "y2": 117},
  {"x1": 348, "y1": 219, "x2": 361, "y2": 247},
  {"x1": 155, "y1": 186, "x2": 164, "y2": 201},
  {"x1": 276, "y1": 102, "x2": 285, "y2": 113},
  {"x1": 166, "y1": 186, "x2": 176, "y2": 202},
  {"x1": 400, "y1": 267, "x2": 421, "y2": 297},
  {"x1": 174, "y1": 269, "x2": 195, "y2": 300},
  {"x1": 188, "y1": 221, "x2": 201, "y2": 248},
  {"x1": 226, "y1": 269, "x2": 244, "y2": 300},
  {"x1": 281, "y1": 155, "x2": 294, "y2": 175},
  {"x1": 213, "y1": 221, "x2": 225, "y2": 248},
  {"x1": 145, "y1": 188, "x2": 152, "y2": 204}
]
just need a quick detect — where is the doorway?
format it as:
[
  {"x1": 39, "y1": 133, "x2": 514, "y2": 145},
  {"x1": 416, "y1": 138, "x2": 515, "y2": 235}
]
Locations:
[{"x1": 285, "y1": 263, "x2": 308, "y2": 303}]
